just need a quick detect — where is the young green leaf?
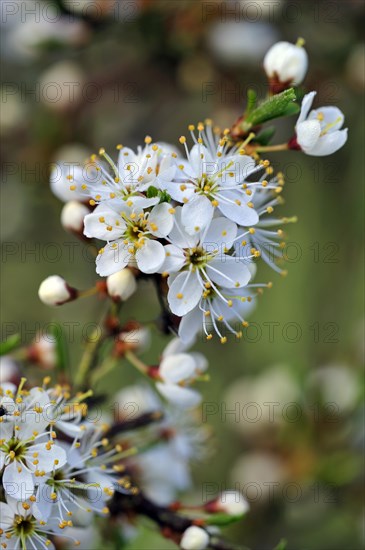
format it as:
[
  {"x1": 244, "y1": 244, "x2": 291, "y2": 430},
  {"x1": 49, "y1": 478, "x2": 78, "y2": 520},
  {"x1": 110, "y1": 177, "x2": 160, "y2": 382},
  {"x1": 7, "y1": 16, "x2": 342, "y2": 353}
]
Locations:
[
  {"x1": 245, "y1": 88, "x2": 258, "y2": 115},
  {"x1": 0, "y1": 334, "x2": 21, "y2": 356},
  {"x1": 243, "y1": 88, "x2": 297, "y2": 130}
]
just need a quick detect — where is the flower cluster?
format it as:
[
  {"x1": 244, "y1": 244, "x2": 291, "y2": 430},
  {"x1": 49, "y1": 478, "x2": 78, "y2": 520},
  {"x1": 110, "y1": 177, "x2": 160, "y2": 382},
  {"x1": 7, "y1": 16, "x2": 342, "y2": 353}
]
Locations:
[
  {"x1": 48, "y1": 124, "x2": 284, "y2": 344},
  {"x1": 47, "y1": 38, "x2": 347, "y2": 344},
  {"x1": 0, "y1": 380, "x2": 136, "y2": 549}
]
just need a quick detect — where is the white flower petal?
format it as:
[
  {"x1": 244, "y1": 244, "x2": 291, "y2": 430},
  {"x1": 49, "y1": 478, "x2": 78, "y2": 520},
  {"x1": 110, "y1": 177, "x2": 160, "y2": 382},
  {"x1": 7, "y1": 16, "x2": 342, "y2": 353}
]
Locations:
[
  {"x1": 296, "y1": 120, "x2": 322, "y2": 151},
  {"x1": 50, "y1": 164, "x2": 85, "y2": 202},
  {"x1": 125, "y1": 196, "x2": 160, "y2": 209},
  {"x1": 0, "y1": 501, "x2": 14, "y2": 529},
  {"x1": 218, "y1": 154, "x2": 256, "y2": 184},
  {"x1": 27, "y1": 443, "x2": 67, "y2": 473},
  {"x1": 218, "y1": 194, "x2": 259, "y2": 226},
  {"x1": 167, "y1": 272, "x2": 201, "y2": 316},
  {"x1": 181, "y1": 195, "x2": 214, "y2": 235},
  {"x1": 96, "y1": 242, "x2": 130, "y2": 276},
  {"x1": 189, "y1": 144, "x2": 214, "y2": 175},
  {"x1": 309, "y1": 129, "x2": 348, "y2": 157},
  {"x1": 168, "y1": 207, "x2": 198, "y2": 248},
  {"x1": 190, "y1": 352, "x2": 208, "y2": 373},
  {"x1": 135, "y1": 239, "x2": 165, "y2": 274},
  {"x1": 178, "y1": 308, "x2": 202, "y2": 344},
  {"x1": 207, "y1": 258, "x2": 251, "y2": 288},
  {"x1": 83, "y1": 210, "x2": 125, "y2": 241},
  {"x1": 3, "y1": 460, "x2": 34, "y2": 500},
  {"x1": 160, "y1": 178, "x2": 195, "y2": 203},
  {"x1": 155, "y1": 383, "x2": 202, "y2": 409},
  {"x1": 308, "y1": 106, "x2": 344, "y2": 132},
  {"x1": 162, "y1": 337, "x2": 189, "y2": 357},
  {"x1": 159, "y1": 245, "x2": 186, "y2": 274},
  {"x1": 297, "y1": 91, "x2": 316, "y2": 125},
  {"x1": 159, "y1": 353, "x2": 196, "y2": 384},
  {"x1": 202, "y1": 217, "x2": 237, "y2": 252},
  {"x1": 148, "y1": 202, "x2": 174, "y2": 237}
]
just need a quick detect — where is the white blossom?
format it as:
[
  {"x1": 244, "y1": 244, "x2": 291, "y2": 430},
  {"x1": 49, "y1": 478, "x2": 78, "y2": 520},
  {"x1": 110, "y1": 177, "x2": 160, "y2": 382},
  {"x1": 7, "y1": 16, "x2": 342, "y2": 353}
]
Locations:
[
  {"x1": 160, "y1": 122, "x2": 263, "y2": 235},
  {"x1": 0, "y1": 384, "x2": 67, "y2": 500},
  {"x1": 84, "y1": 201, "x2": 174, "y2": 276},
  {"x1": 0, "y1": 496, "x2": 56, "y2": 550},
  {"x1": 295, "y1": 91, "x2": 348, "y2": 156},
  {"x1": 33, "y1": 423, "x2": 129, "y2": 523},
  {"x1": 60, "y1": 140, "x2": 177, "y2": 210},
  {"x1": 155, "y1": 338, "x2": 208, "y2": 409},
  {"x1": 158, "y1": 208, "x2": 255, "y2": 341}
]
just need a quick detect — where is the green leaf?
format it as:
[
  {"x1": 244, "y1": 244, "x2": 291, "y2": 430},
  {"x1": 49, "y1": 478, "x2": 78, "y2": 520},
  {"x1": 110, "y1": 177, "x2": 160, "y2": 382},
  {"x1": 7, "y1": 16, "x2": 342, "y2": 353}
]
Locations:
[
  {"x1": 158, "y1": 190, "x2": 171, "y2": 203},
  {"x1": 254, "y1": 126, "x2": 276, "y2": 145},
  {"x1": 245, "y1": 89, "x2": 257, "y2": 115},
  {"x1": 50, "y1": 323, "x2": 68, "y2": 374},
  {"x1": 146, "y1": 185, "x2": 159, "y2": 198},
  {"x1": 281, "y1": 102, "x2": 301, "y2": 117},
  {"x1": 0, "y1": 334, "x2": 21, "y2": 356},
  {"x1": 146, "y1": 186, "x2": 171, "y2": 203},
  {"x1": 244, "y1": 88, "x2": 297, "y2": 129}
]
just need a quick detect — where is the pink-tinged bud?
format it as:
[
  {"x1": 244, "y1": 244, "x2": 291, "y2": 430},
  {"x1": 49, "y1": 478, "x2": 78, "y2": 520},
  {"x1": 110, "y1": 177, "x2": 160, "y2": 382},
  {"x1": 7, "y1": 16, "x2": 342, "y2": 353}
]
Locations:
[
  {"x1": 106, "y1": 269, "x2": 137, "y2": 302},
  {"x1": 114, "y1": 322, "x2": 151, "y2": 356},
  {"x1": 61, "y1": 200, "x2": 90, "y2": 234},
  {"x1": 180, "y1": 526, "x2": 209, "y2": 550},
  {"x1": 205, "y1": 491, "x2": 249, "y2": 517},
  {"x1": 0, "y1": 356, "x2": 21, "y2": 386},
  {"x1": 27, "y1": 333, "x2": 57, "y2": 370},
  {"x1": 38, "y1": 275, "x2": 77, "y2": 306}
]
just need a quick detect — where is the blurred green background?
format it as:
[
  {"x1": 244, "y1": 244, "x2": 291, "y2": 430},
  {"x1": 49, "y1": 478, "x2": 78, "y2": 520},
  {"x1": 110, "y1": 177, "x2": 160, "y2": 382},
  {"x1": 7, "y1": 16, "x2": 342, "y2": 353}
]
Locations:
[{"x1": 1, "y1": 1, "x2": 364, "y2": 548}]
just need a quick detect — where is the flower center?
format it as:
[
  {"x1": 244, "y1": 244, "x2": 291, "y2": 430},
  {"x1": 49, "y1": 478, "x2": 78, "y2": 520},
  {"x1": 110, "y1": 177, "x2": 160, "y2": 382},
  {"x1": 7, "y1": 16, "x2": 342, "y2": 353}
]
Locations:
[
  {"x1": 13, "y1": 516, "x2": 35, "y2": 537},
  {"x1": 185, "y1": 247, "x2": 213, "y2": 270},
  {"x1": 196, "y1": 175, "x2": 217, "y2": 198},
  {"x1": 3, "y1": 438, "x2": 26, "y2": 461}
]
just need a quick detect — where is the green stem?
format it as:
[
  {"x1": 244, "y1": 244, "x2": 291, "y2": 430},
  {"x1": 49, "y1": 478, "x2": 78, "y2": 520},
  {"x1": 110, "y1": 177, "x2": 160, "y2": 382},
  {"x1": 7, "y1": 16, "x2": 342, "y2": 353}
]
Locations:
[
  {"x1": 255, "y1": 143, "x2": 289, "y2": 153},
  {"x1": 74, "y1": 327, "x2": 104, "y2": 389},
  {"x1": 125, "y1": 350, "x2": 150, "y2": 377},
  {"x1": 91, "y1": 357, "x2": 118, "y2": 385}
]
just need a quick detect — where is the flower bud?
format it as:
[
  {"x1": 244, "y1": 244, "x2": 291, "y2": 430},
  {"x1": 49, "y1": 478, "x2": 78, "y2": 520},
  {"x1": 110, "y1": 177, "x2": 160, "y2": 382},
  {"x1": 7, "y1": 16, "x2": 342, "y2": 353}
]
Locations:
[
  {"x1": 264, "y1": 40, "x2": 308, "y2": 92},
  {"x1": 27, "y1": 334, "x2": 57, "y2": 370},
  {"x1": 61, "y1": 200, "x2": 90, "y2": 234},
  {"x1": 180, "y1": 526, "x2": 209, "y2": 550},
  {"x1": 106, "y1": 269, "x2": 137, "y2": 302},
  {"x1": 38, "y1": 275, "x2": 76, "y2": 306},
  {"x1": 206, "y1": 491, "x2": 249, "y2": 517},
  {"x1": 115, "y1": 322, "x2": 151, "y2": 355}
]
